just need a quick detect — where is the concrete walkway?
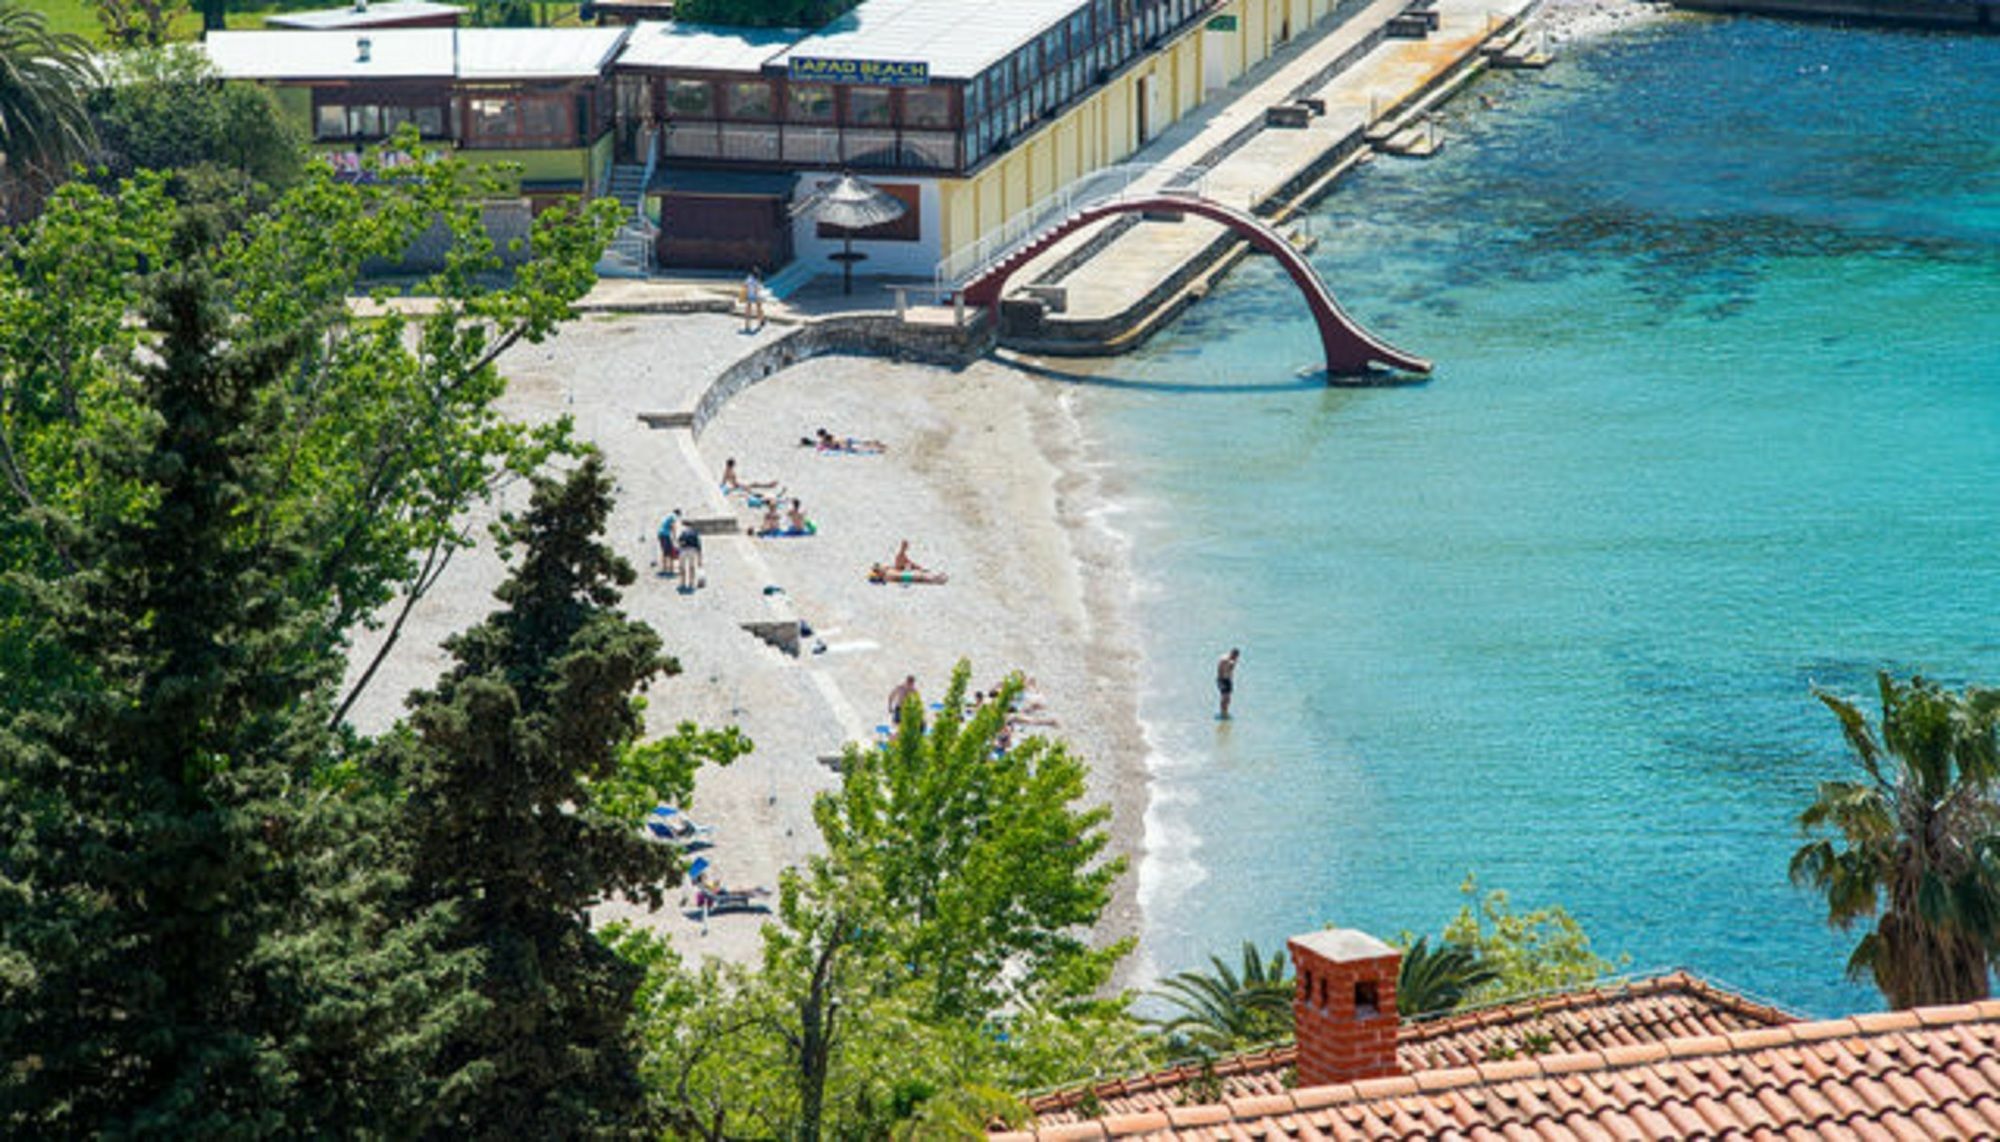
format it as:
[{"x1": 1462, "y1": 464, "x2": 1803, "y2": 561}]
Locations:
[{"x1": 1018, "y1": 0, "x2": 1538, "y2": 335}]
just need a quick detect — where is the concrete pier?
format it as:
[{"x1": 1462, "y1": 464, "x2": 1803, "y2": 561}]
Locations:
[{"x1": 993, "y1": 0, "x2": 1540, "y2": 367}]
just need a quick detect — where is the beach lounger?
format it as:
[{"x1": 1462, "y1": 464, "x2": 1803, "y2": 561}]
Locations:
[
  {"x1": 682, "y1": 856, "x2": 773, "y2": 933},
  {"x1": 644, "y1": 804, "x2": 714, "y2": 850}
]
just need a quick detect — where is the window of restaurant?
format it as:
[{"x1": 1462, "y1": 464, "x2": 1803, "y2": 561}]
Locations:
[
  {"x1": 464, "y1": 94, "x2": 574, "y2": 147},
  {"x1": 845, "y1": 86, "x2": 892, "y2": 127},
  {"x1": 724, "y1": 80, "x2": 774, "y2": 120},
  {"x1": 666, "y1": 79, "x2": 714, "y2": 116},
  {"x1": 903, "y1": 86, "x2": 953, "y2": 129},
  {"x1": 788, "y1": 83, "x2": 835, "y2": 122},
  {"x1": 315, "y1": 102, "x2": 448, "y2": 140}
]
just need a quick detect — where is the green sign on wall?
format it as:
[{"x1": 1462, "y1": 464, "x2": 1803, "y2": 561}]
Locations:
[{"x1": 1206, "y1": 13, "x2": 1239, "y2": 31}]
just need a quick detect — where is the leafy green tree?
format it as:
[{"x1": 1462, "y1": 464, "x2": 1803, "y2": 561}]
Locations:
[
  {"x1": 1790, "y1": 673, "x2": 2000, "y2": 1009},
  {"x1": 627, "y1": 664, "x2": 1146, "y2": 1139},
  {"x1": 90, "y1": 46, "x2": 304, "y2": 190},
  {"x1": 94, "y1": 0, "x2": 188, "y2": 47},
  {"x1": 0, "y1": 1, "x2": 99, "y2": 220},
  {"x1": 817, "y1": 661, "x2": 1130, "y2": 1020},
  {"x1": 391, "y1": 454, "x2": 685, "y2": 1134},
  {"x1": 1440, "y1": 876, "x2": 1624, "y2": 1005},
  {"x1": 0, "y1": 200, "x2": 475, "y2": 1133},
  {"x1": 1394, "y1": 935, "x2": 1498, "y2": 1020},
  {"x1": 1146, "y1": 941, "x2": 1293, "y2": 1053},
  {"x1": 673, "y1": 0, "x2": 860, "y2": 28},
  {"x1": 0, "y1": 140, "x2": 618, "y2": 1131},
  {"x1": 0, "y1": 134, "x2": 621, "y2": 722}
]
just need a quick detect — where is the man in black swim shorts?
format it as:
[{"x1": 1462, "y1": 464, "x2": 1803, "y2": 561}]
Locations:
[{"x1": 1216, "y1": 648, "x2": 1240, "y2": 720}]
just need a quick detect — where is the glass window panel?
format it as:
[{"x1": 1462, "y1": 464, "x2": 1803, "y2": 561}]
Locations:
[
  {"x1": 470, "y1": 98, "x2": 514, "y2": 138},
  {"x1": 352, "y1": 104, "x2": 382, "y2": 136},
  {"x1": 520, "y1": 97, "x2": 567, "y2": 140},
  {"x1": 415, "y1": 105, "x2": 445, "y2": 137},
  {"x1": 726, "y1": 81, "x2": 773, "y2": 119},
  {"x1": 847, "y1": 87, "x2": 891, "y2": 126},
  {"x1": 788, "y1": 83, "x2": 834, "y2": 122},
  {"x1": 666, "y1": 79, "x2": 713, "y2": 116},
  {"x1": 903, "y1": 87, "x2": 952, "y2": 129},
  {"x1": 316, "y1": 104, "x2": 345, "y2": 138}
]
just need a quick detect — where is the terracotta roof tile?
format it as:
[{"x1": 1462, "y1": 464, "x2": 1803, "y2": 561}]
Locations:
[
  {"x1": 1029, "y1": 972, "x2": 1798, "y2": 1127},
  {"x1": 1009, "y1": 999, "x2": 2000, "y2": 1140}
]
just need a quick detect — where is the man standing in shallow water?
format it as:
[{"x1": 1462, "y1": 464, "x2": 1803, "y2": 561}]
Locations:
[{"x1": 1216, "y1": 649, "x2": 1240, "y2": 720}]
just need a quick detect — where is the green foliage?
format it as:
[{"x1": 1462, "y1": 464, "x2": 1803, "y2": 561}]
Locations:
[
  {"x1": 1790, "y1": 673, "x2": 2000, "y2": 1009},
  {"x1": 0, "y1": 1, "x2": 99, "y2": 218},
  {"x1": 0, "y1": 200, "x2": 477, "y2": 1133},
  {"x1": 393, "y1": 454, "x2": 675, "y2": 1134},
  {"x1": 1393, "y1": 935, "x2": 1499, "y2": 1021},
  {"x1": 0, "y1": 135, "x2": 620, "y2": 1133},
  {"x1": 628, "y1": 662, "x2": 1145, "y2": 1140},
  {"x1": 89, "y1": 45, "x2": 304, "y2": 189},
  {"x1": 673, "y1": 0, "x2": 859, "y2": 28},
  {"x1": 1439, "y1": 876, "x2": 1626, "y2": 1006},
  {"x1": 0, "y1": 131, "x2": 621, "y2": 722},
  {"x1": 91, "y1": 0, "x2": 188, "y2": 46},
  {"x1": 817, "y1": 661, "x2": 1131, "y2": 1020},
  {"x1": 594, "y1": 718, "x2": 750, "y2": 824},
  {"x1": 1146, "y1": 941, "x2": 1293, "y2": 1053}
]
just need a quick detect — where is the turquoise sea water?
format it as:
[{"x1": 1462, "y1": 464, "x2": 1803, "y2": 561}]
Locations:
[{"x1": 1087, "y1": 16, "x2": 2000, "y2": 1016}]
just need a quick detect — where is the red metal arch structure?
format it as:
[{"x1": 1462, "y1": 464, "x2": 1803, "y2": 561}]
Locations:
[{"x1": 961, "y1": 194, "x2": 1431, "y2": 378}]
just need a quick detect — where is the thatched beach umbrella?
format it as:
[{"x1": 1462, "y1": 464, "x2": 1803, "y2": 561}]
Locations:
[{"x1": 809, "y1": 172, "x2": 906, "y2": 295}]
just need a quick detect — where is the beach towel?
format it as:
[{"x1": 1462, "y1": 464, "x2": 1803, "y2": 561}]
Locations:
[{"x1": 755, "y1": 523, "x2": 817, "y2": 538}]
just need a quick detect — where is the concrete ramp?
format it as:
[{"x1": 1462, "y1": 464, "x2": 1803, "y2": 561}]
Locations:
[{"x1": 960, "y1": 193, "x2": 1430, "y2": 378}]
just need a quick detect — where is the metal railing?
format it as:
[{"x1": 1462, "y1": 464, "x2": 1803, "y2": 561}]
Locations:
[{"x1": 932, "y1": 162, "x2": 1206, "y2": 298}]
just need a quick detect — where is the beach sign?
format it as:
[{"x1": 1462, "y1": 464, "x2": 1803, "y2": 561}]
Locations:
[{"x1": 788, "y1": 56, "x2": 930, "y2": 86}]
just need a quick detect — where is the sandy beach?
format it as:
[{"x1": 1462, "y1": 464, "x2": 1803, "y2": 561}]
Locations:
[
  {"x1": 337, "y1": 0, "x2": 1675, "y2": 971},
  {"x1": 342, "y1": 315, "x2": 1148, "y2": 966}
]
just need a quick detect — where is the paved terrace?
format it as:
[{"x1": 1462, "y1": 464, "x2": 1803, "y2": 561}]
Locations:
[{"x1": 1009, "y1": 0, "x2": 1540, "y2": 346}]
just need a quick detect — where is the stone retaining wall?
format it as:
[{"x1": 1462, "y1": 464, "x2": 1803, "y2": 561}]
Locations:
[{"x1": 689, "y1": 314, "x2": 994, "y2": 437}]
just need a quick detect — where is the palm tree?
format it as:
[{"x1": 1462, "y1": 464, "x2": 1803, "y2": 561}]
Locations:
[
  {"x1": 1790, "y1": 673, "x2": 2000, "y2": 1009},
  {"x1": 1147, "y1": 941, "x2": 1293, "y2": 1052},
  {"x1": 0, "y1": 2, "x2": 99, "y2": 218},
  {"x1": 1396, "y1": 936, "x2": 1499, "y2": 1020}
]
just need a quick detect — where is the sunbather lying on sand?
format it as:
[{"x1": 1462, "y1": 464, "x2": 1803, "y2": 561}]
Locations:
[
  {"x1": 869, "y1": 563, "x2": 948, "y2": 585},
  {"x1": 721, "y1": 457, "x2": 780, "y2": 495},
  {"x1": 801, "y1": 427, "x2": 887, "y2": 454}
]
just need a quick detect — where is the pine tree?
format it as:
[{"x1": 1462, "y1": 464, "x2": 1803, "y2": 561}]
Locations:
[
  {"x1": 0, "y1": 205, "x2": 471, "y2": 1132},
  {"x1": 396, "y1": 454, "x2": 676, "y2": 1135}
]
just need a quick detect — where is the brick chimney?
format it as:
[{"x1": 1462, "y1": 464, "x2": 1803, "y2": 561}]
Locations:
[{"x1": 1288, "y1": 929, "x2": 1401, "y2": 1088}]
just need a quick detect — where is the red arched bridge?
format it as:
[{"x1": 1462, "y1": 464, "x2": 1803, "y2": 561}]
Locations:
[{"x1": 952, "y1": 190, "x2": 1430, "y2": 378}]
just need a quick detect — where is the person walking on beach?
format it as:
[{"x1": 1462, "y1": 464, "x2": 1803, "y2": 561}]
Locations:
[
  {"x1": 1216, "y1": 648, "x2": 1240, "y2": 720},
  {"x1": 657, "y1": 510, "x2": 679, "y2": 577},
  {"x1": 742, "y1": 271, "x2": 765, "y2": 332},
  {"x1": 887, "y1": 674, "x2": 918, "y2": 723},
  {"x1": 677, "y1": 519, "x2": 703, "y2": 593}
]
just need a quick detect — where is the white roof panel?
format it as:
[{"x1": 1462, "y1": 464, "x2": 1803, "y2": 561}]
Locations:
[
  {"x1": 264, "y1": 2, "x2": 465, "y2": 30},
  {"x1": 770, "y1": 0, "x2": 1090, "y2": 81},
  {"x1": 457, "y1": 28, "x2": 630, "y2": 79},
  {"x1": 204, "y1": 28, "x2": 454, "y2": 79},
  {"x1": 202, "y1": 27, "x2": 628, "y2": 81},
  {"x1": 615, "y1": 20, "x2": 802, "y2": 73}
]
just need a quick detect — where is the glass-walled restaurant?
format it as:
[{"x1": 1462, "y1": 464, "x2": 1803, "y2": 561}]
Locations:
[{"x1": 630, "y1": 0, "x2": 1210, "y2": 175}]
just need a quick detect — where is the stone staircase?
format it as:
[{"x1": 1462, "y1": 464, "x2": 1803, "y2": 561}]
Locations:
[{"x1": 598, "y1": 161, "x2": 656, "y2": 278}]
